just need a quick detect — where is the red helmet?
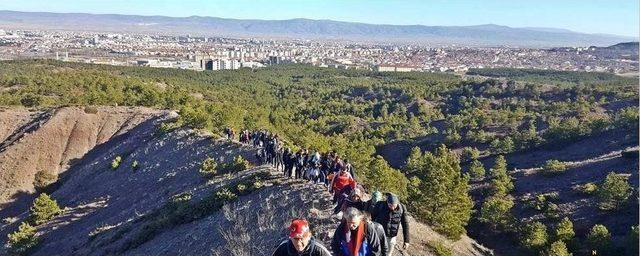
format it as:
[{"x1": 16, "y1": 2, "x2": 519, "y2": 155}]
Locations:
[{"x1": 289, "y1": 219, "x2": 310, "y2": 239}]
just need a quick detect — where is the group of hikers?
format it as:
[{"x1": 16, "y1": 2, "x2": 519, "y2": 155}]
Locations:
[{"x1": 229, "y1": 128, "x2": 410, "y2": 256}]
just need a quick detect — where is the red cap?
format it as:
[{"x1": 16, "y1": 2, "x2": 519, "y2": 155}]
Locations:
[{"x1": 289, "y1": 219, "x2": 309, "y2": 239}]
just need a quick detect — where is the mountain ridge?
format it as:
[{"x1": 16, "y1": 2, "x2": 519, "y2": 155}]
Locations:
[{"x1": 0, "y1": 10, "x2": 636, "y2": 47}]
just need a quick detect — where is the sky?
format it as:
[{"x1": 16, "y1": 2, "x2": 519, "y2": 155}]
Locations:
[{"x1": 1, "y1": 0, "x2": 638, "y2": 37}]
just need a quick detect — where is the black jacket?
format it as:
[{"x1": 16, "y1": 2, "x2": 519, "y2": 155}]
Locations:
[
  {"x1": 331, "y1": 221, "x2": 382, "y2": 256},
  {"x1": 371, "y1": 202, "x2": 410, "y2": 243},
  {"x1": 371, "y1": 222, "x2": 388, "y2": 256},
  {"x1": 273, "y1": 237, "x2": 332, "y2": 256}
]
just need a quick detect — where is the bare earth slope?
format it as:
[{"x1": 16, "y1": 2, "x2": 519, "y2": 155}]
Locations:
[
  {"x1": 0, "y1": 107, "x2": 167, "y2": 235},
  {"x1": 0, "y1": 107, "x2": 491, "y2": 256}
]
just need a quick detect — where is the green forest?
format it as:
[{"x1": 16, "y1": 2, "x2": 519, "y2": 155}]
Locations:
[{"x1": 1, "y1": 60, "x2": 638, "y2": 255}]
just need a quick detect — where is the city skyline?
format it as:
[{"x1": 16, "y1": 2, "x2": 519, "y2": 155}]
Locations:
[{"x1": 0, "y1": 0, "x2": 638, "y2": 37}]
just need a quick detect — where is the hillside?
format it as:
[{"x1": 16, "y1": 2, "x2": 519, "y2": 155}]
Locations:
[
  {"x1": 0, "y1": 106, "x2": 492, "y2": 256},
  {"x1": 0, "y1": 10, "x2": 636, "y2": 46}
]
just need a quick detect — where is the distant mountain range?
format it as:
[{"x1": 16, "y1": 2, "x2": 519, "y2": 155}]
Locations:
[{"x1": 0, "y1": 10, "x2": 636, "y2": 47}]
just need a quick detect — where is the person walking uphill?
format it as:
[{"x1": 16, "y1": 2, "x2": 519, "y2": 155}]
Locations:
[
  {"x1": 371, "y1": 194, "x2": 409, "y2": 256},
  {"x1": 273, "y1": 219, "x2": 332, "y2": 256},
  {"x1": 331, "y1": 207, "x2": 382, "y2": 256}
]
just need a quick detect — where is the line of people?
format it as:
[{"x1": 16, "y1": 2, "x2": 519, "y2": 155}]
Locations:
[{"x1": 235, "y1": 129, "x2": 410, "y2": 256}]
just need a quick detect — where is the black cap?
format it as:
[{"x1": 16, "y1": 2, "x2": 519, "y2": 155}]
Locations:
[{"x1": 387, "y1": 193, "x2": 399, "y2": 204}]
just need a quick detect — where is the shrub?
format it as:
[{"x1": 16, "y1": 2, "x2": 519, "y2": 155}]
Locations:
[
  {"x1": 490, "y1": 137, "x2": 515, "y2": 154},
  {"x1": 428, "y1": 240, "x2": 453, "y2": 256},
  {"x1": 214, "y1": 188, "x2": 237, "y2": 202},
  {"x1": 33, "y1": 171, "x2": 57, "y2": 191},
  {"x1": 132, "y1": 160, "x2": 140, "y2": 171},
  {"x1": 218, "y1": 155, "x2": 251, "y2": 174},
  {"x1": 111, "y1": 156, "x2": 122, "y2": 170},
  {"x1": 29, "y1": 193, "x2": 61, "y2": 225},
  {"x1": 587, "y1": 224, "x2": 611, "y2": 253},
  {"x1": 543, "y1": 159, "x2": 567, "y2": 174},
  {"x1": 554, "y1": 217, "x2": 575, "y2": 242},
  {"x1": 7, "y1": 222, "x2": 39, "y2": 255},
  {"x1": 597, "y1": 172, "x2": 632, "y2": 210},
  {"x1": 577, "y1": 182, "x2": 598, "y2": 195},
  {"x1": 542, "y1": 240, "x2": 571, "y2": 256},
  {"x1": 236, "y1": 184, "x2": 247, "y2": 193},
  {"x1": 520, "y1": 221, "x2": 548, "y2": 249},
  {"x1": 199, "y1": 158, "x2": 218, "y2": 177}
]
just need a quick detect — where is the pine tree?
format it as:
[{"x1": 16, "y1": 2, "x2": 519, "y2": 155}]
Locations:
[
  {"x1": 597, "y1": 172, "x2": 632, "y2": 211},
  {"x1": 7, "y1": 222, "x2": 39, "y2": 255},
  {"x1": 587, "y1": 224, "x2": 611, "y2": 253},
  {"x1": 520, "y1": 221, "x2": 548, "y2": 249},
  {"x1": 29, "y1": 193, "x2": 61, "y2": 225},
  {"x1": 469, "y1": 159, "x2": 486, "y2": 180},
  {"x1": 489, "y1": 155, "x2": 513, "y2": 196},
  {"x1": 554, "y1": 217, "x2": 575, "y2": 242},
  {"x1": 368, "y1": 156, "x2": 409, "y2": 200},
  {"x1": 407, "y1": 144, "x2": 473, "y2": 239},
  {"x1": 543, "y1": 241, "x2": 572, "y2": 256},
  {"x1": 479, "y1": 195, "x2": 514, "y2": 230}
]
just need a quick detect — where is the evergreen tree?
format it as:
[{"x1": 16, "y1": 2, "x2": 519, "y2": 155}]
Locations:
[
  {"x1": 7, "y1": 222, "x2": 39, "y2": 255},
  {"x1": 587, "y1": 224, "x2": 612, "y2": 254},
  {"x1": 554, "y1": 217, "x2": 575, "y2": 242},
  {"x1": 479, "y1": 195, "x2": 514, "y2": 230},
  {"x1": 489, "y1": 155, "x2": 513, "y2": 196},
  {"x1": 407, "y1": 144, "x2": 473, "y2": 239},
  {"x1": 543, "y1": 241, "x2": 572, "y2": 256},
  {"x1": 520, "y1": 221, "x2": 548, "y2": 249},
  {"x1": 469, "y1": 159, "x2": 486, "y2": 180},
  {"x1": 29, "y1": 193, "x2": 61, "y2": 225},
  {"x1": 368, "y1": 155, "x2": 409, "y2": 200},
  {"x1": 597, "y1": 172, "x2": 632, "y2": 211}
]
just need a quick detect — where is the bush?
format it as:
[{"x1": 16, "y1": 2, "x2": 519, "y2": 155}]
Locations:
[
  {"x1": 33, "y1": 171, "x2": 57, "y2": 191},
  {"x1": 214, "y1": 188, "x2": 238, "y2": 202},
  {"x1": 576, "y1": 182, "x2": 598, "y2": 195},
  {"x1": 428, "y1": 240, "x2": 453, "y2": 256},
  {"x1": 111, "y1": 156, "x2": 122, "y2": 170},
  {"x1": 29, "y1": 193, "x2": 61, "y2": 225},
  {"x1": 520, "y1": 221, "x2": 548, "y2": 249},
  {"x1": 587, "y1": 224, "x2": 611, "y2": 253},
  {"x1": 628, "y1": 225, "x2": 639, "y2": 255},
  {"x1": 543, "y1": 159, "x2": 567, "y2": 174},
  {"x1": 7, "y1": 222, "x2": 39, "y2": 255},
  {"x1": 597, "y1": 172, "x2": 632, "y2": 210},
  {"x1": 132, "y1": 160, "x2": 140, "y2": 171},
  {"x1": 219, "y1": 155, "x2": 251, "y2": 173},
  {"x1": 199, "y1": 158, "x2": 218, "y2": 177},
  {"x1": 542, "y1": 240, "x2": 571, "y2": 256}
]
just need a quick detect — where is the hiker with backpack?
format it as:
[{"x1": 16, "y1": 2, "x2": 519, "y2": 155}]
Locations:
[
  {"x1": 371, "y1": 193, "x2": 410, "y2": 256},
  {"x1": 273, "y1": 219, "x2": 332, "y2": 256},
  {"x1": 331, "y1": 207, "x2": 382, "y2": 256}
]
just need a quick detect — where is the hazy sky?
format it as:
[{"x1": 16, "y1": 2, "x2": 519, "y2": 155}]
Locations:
[{"x1": 1, "y1": 0, "x2": 638, "y2": 37}]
